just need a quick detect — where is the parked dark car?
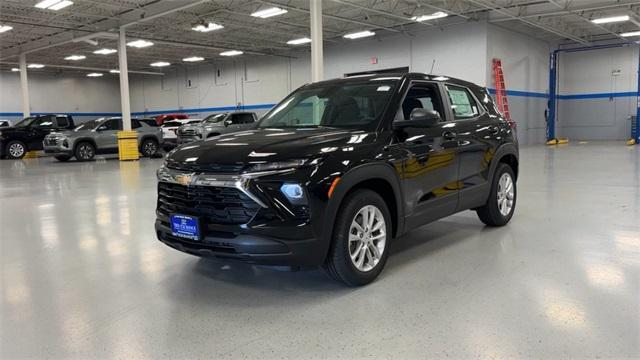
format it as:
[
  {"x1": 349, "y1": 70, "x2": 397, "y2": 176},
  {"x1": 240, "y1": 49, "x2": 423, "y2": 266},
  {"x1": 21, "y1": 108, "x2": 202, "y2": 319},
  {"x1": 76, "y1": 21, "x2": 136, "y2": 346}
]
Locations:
[
  {"x1": 0, "y1": 114, "x2": 75, "y2": 159},
  {"x1": 0, "y1": 120, "x2": 10, "y2": 127},
  {"x1": 139, "y1": 118, "x2": 159, "y2": 127},
  {"x1": 155, "y1": 73, "x2": 519, "y2": 286}
]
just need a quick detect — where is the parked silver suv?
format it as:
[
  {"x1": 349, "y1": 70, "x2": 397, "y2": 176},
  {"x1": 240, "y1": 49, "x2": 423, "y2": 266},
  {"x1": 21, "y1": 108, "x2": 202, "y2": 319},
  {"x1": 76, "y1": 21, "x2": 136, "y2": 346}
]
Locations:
[
  {"x1": 43, "y1": 117, "x2": 163, "y2": 161},
  {"x1": 176, "y1": 112, "x2": 257, "y2": 145}
]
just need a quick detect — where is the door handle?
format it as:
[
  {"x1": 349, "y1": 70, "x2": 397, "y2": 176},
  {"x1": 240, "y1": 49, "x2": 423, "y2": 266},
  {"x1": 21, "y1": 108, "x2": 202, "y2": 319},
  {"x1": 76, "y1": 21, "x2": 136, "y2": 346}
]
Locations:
[{"x1": 442, "y1": 131, "x2": 457, "y2": 140}]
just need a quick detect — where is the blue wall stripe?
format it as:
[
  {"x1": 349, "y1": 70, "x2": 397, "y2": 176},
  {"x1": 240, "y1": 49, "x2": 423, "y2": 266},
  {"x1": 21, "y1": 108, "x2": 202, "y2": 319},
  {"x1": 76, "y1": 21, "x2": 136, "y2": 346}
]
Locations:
[{"x1": 2, "y1": 90, "x2": 639, "y2": 118}]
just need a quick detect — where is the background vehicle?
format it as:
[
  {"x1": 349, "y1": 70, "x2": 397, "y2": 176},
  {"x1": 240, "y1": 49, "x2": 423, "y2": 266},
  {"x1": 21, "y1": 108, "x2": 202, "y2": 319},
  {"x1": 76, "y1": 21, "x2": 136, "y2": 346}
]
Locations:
[
  {"x1": 139, "y1": 118, "x2": 159, "y2": 127},
  {"x1": 0, "y1": 120, "x2": 10, "y2": 127},
  {"x1": 0, "y1": 114, "x2": 75, "y2": 159},
  {"x1": 155, "y1": 113, "x2": 188, "y2": 126},
  {"x1": 176, "y1": 112, "x2": 257, "y2": 145},
  {"x1": 156, "y1": 73, "x2": 518, "y2": 286},
  {"x1": 161, "y1": 118, "x2": 202, "y2": 151},
  {"x1": 44, "y1": 117, "x2": 162, "y2": 161}
]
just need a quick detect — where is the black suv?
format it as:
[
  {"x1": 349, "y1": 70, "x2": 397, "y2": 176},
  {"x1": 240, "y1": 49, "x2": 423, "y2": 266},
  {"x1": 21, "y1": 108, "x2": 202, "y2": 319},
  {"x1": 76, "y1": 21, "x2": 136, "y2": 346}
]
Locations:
[
  {"x1": 156, "y1": 73, "x2": 518, "y2": 286},
  {"x1": 0, "y1": 114, "x2": 75, "y2": 159}
]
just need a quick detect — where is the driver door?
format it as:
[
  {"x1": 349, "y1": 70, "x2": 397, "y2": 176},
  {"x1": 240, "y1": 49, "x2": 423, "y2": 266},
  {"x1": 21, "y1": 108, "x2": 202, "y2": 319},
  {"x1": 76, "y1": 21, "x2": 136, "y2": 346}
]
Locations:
[
  {"x1": 395, "y1": 82, "x2": 460, "y2": 230},
  {"x1": 29, "y1": 115, "x2": 55, "y2": 150}
]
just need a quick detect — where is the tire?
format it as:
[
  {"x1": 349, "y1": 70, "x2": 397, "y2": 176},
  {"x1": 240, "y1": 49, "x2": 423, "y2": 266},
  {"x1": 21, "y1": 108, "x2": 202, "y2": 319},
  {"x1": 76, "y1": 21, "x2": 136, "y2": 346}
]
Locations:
[
  {"x1": 54, "y1": 155, "x2": 71, "y2": 162},
  {"x1": 140, "y1": 138, "x2": 159, "y2": 157},
  {"x1": 5, "y1": 140, "x2": 27, "y2": 159},
  {"x1": 476, "y1": 163, "x2": 517, "y2": 226},
  {"x1": 74, "y1": 142, "x2": 95, "y2": 161},
  {"x1": 324, "y1": 189, "x2": 392, "y2": 286}
]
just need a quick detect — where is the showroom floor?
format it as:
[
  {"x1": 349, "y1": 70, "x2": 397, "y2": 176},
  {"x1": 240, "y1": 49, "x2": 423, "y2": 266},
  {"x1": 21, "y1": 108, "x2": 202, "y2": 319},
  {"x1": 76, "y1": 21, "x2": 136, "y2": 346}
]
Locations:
[{"x1": 1, "y1": 142, "x2": 638, "y2": 358}]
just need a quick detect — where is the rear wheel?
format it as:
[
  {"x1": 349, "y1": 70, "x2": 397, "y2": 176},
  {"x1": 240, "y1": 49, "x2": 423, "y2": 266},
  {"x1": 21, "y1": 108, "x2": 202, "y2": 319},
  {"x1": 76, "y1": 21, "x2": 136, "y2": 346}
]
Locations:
[
  {"x1": 476, "y1": 163, "x2": 516, "y2": 226},
  {"x1": 75, "y1": 142, "x2": 95, "y2": 161},
  {"x1": 140, "y1": 138, "x2": 158, "y2": 157},
  {"x1": 54, "y1": 155, "x2": 71, "y2": 162},
  {"x1": 324, "y1": 189, "x2": 391, "y2": 286},
  {"x1": 6, "y1": 140, "x2": 27, "y2": 159}
]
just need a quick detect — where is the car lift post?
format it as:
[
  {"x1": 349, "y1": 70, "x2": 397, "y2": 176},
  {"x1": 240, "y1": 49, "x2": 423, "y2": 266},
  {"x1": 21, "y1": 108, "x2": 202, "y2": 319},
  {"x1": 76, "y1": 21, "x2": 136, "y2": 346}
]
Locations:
[{"x1": 547, "y1": 43, "x2": 640, "y2": 146}]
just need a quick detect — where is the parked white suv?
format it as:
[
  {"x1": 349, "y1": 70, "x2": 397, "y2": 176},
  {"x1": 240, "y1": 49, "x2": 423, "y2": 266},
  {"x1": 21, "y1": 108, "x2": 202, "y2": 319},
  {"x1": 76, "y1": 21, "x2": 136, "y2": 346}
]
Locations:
[
  {"x1": 177, "y1": 112, "x2": 257, "y2": 145},
  {"x1": 161, "y1": 118, "x2": 201, "y2": 151}
]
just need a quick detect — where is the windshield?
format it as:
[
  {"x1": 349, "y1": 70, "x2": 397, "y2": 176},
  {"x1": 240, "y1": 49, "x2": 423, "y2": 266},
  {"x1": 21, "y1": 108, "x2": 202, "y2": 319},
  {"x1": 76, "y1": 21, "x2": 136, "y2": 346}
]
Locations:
[
  {"x1": 258, "y1": 82, "x2": 396, "y2": 129},
  {"x1": 202, "y1": 114, "x2": 227, "y2": 124},
  {"x1": 74, "y1": 119, "x2": 102, "y2": 131},
  {"x1": 14, "y1": 117, "x2": 36, "y2": 127}
]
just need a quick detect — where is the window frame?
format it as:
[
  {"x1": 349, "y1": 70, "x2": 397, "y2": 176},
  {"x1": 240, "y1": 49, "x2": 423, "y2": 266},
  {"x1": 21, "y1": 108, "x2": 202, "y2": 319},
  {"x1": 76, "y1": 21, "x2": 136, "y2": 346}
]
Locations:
[
  {"x1": 394, "y1": 80, "x2": 449, "y2": 123},
  {"x1": 443, "y1": 83, "x2": 485, "y2": 121}
]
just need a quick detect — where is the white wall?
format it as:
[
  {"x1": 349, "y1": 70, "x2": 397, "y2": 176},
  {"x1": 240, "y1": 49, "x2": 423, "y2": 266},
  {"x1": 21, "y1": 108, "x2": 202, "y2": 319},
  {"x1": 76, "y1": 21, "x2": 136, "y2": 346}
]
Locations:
[
  {"x1": 558, "y1": 46, "x2": 638, "y2": 140},
  {"x1": 0, "y1": 71, "x2": 120, "y2": 123},
  {"x1": 486, "y1": 24, "x2": 554, "y2": 144}
]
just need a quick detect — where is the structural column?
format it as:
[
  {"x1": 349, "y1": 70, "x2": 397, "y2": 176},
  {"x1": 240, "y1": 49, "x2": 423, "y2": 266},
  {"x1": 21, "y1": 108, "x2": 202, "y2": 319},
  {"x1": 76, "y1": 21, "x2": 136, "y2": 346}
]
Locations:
[
  {"x1": 118, "y1": 27, "x2": 132, "y2": 131},
  {"x1": 310, "y1": 0, "x2": 324, "y2": 82},
  {"x1": 19, "y1": 54, "x2": 30, "y2": 118}
]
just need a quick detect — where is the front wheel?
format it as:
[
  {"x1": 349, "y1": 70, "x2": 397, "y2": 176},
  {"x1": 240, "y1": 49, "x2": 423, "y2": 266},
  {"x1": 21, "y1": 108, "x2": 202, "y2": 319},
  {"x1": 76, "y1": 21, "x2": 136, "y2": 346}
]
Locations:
[
  {"x1": 5, "y1": 140, "x2": 27, "y2": 159},
  {"x1": 75, "y1": 142, "x2": 95, "y2": 161},
  {"x1": 324, "y1": 189, "x2": 391, "y2": 286},
  {"x1": 476, "y1": 163, "x2": 516, "y2": 226}
]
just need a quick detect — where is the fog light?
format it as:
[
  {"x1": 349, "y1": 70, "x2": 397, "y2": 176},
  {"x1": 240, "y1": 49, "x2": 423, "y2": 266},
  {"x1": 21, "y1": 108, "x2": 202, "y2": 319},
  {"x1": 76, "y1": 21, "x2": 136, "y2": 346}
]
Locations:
[{"x1": 281, "y1": 183, "x2": 304, "y2": 200}]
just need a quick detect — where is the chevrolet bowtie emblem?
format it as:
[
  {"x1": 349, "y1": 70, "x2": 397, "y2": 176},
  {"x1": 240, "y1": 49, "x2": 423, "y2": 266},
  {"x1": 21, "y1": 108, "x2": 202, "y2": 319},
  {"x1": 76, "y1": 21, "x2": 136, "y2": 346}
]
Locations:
[{"x1": 175, "y1": 174, "x2": 194, "y2": 186}]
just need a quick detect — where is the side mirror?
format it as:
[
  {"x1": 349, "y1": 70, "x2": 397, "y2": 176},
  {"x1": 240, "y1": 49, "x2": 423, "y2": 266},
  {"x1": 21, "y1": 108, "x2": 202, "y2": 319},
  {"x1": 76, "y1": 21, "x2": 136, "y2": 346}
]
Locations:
[
  {"x1": 224, "y1": 119, "x2": 232, "y2": 127},
  {"x1": 96, "y1": 125, "x2": 108, "y2": 132},
  {"x1": 394, "y1": 109, "x2": 441, "y2": 129}
]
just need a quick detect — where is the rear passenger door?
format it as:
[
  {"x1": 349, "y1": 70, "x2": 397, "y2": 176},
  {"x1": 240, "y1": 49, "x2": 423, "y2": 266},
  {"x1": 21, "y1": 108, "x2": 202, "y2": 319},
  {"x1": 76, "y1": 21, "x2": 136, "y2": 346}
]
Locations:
[
  {"x1": 394, "y1": 81, "x2": 460, "y2": 230},
  {"x1": 95, "y1": 119, "x2": 121, "y2": 150},
  {"x1": 442, "y1": 84, "x2": 495, "y2": 211}
]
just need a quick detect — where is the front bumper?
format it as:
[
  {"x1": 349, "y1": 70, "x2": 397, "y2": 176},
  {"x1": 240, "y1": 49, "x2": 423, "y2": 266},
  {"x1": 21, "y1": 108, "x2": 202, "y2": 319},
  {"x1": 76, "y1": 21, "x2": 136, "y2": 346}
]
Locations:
[
  {"x1": 155, "y1": 220, "x2": 322, "y2": 266},
  {"x1": 43, "y1": 139, "x2": 73, "y2": 155}
]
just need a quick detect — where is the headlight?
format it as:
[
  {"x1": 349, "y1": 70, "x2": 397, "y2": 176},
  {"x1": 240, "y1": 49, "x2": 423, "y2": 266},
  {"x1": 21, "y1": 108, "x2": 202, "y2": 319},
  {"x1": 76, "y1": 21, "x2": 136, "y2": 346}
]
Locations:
[{"x1": 243, "y1": 159, "x2": 308, "y2": 174}]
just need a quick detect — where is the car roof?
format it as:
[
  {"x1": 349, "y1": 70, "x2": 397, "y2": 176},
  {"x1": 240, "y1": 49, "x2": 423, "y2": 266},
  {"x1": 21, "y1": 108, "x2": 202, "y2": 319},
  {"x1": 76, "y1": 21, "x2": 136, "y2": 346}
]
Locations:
[{"x1": 304, "y1": 72, "x2": 483, "y2": 90}]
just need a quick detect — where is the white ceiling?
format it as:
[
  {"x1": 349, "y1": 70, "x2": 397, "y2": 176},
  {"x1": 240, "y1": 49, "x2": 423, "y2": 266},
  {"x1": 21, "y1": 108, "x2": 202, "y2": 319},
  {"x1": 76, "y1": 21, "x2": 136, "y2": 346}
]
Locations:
[{"x1": 1, "y1": 0, "x2": 639, "y2": 73}]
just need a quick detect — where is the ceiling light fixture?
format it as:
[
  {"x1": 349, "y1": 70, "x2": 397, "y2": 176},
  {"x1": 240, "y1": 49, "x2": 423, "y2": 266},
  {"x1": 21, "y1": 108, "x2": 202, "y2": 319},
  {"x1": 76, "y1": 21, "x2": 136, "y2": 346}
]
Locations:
[
  {"x1": 93, "y1": 48, "x2": 117, "y2": 55},
  {"x1": 11, "y1": 68, "x2": 20, "y2": 72},
  {"x1": 251, "y1": 7, "x2": 288, "y2": 18},
  {"x1": 28, "y1": 64, "x2": 45, "y2": 69},
  {"x1": 412, "y1": 11, "x2": 448, "y2": 22},
  {"x1": 35, "y1": 0, "x2": 73, "y2": 11},
  {"x1": 0, "y1": 25, "x2": 13, "y2": 33},
  {"x1": 64, "y1": 55, "x2": 86, "y2": 61},
  {"x1": 127, "y1": 39, "x2": 154, "y2": 48},
  {"x1": 220, "y1": 50, "x2": 243, "y2": 56},
  {"x1": 621, "y1": 31, "x2": 640, "y2": 37},
  {"x1": 287, "y1": 37, "x2": 312, "y2": 45},
  {"x1": 183, "y1": 56, "x2": 205, "y2": 62},
  {"x1": 87, "y1": 73, "x2": 103, "y2": 77},
  {"x1": 591, "y1": 15, "x2": 630, "y2": 24},
  {"x1": 109, "y1": 69, "x2": 120, "y2": 74},
  {"x1": 343, "y1": 30, "x2": 375, "y2": 39},
  {"x1": 150, "y1": 61, "x2": 171, "y2": 67},
  {"x1": 192, "y1": 22, "x2": 224, "y2": 32}
]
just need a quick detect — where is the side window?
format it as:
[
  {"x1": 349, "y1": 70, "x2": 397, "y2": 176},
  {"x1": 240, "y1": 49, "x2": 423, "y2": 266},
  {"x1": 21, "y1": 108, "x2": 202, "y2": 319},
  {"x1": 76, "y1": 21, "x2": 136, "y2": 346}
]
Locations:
[
  {"x1": 34, "y1": 116, "x2": 55, "y2": 128},
  {"x1": 131, "y1": 120, "x2": 141, "y2": 129},
  {"x1": 56, "y1": 116, "x2": 69, "y2": 128},
  {"x1": 238, "y1": 113, "x2": 255, "y2": 124},
  {"x1": 445, "y1": 85, "x2": 480, "y2": 120},
  {"x1": 101, "y1": 119, "x2": 123, "y2": 131},
  {"x1": 399, "y1": 83, "x2": 444, "y2": 121}
]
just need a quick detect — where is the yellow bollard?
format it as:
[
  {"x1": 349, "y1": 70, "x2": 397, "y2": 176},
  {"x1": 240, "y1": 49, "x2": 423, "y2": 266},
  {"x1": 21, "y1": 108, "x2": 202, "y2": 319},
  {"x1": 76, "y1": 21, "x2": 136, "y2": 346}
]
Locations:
[
  {"x1": 23, "y1": 151, "x2": 39, "y2": 159},
  {"x1": 627, "y1": 139, "x2": 637, "y2": 146},
  {"x1": 117, "y1": 131, "x2": 139, "y2": 161}
]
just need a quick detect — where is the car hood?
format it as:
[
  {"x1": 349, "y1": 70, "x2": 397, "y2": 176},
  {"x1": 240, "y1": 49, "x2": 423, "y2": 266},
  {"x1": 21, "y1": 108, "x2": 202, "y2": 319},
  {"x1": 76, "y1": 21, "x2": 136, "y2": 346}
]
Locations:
[
  {"x1": 166, "y1": 127, "x2": 376, "y2": 167},
  {"x1": 0, "y1": 126, "x2": 26, "y2": 134},
  {"x1": 47, "y1": 129, "x2": 92, "y2": 137}
]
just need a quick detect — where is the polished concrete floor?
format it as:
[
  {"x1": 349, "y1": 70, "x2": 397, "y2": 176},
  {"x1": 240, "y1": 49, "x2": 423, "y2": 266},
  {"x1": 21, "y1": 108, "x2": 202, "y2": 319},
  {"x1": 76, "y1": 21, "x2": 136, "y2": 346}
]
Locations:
[{"x1": 1, "y1": 143, "x2": 638, "y2": 359}]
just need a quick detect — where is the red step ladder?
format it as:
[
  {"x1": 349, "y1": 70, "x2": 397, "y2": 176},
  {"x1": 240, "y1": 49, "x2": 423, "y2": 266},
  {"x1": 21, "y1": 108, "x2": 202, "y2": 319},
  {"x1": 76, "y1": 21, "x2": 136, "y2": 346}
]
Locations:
[{"x1": 492, "y1": 59, "x2": 516, "y2": 128}]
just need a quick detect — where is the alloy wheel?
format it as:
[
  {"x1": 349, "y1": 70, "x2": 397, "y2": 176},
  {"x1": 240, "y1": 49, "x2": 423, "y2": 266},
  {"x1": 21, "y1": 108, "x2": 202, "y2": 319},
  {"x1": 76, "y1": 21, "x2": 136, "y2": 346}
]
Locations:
[
  {"x1": 143, "y1": 140, "x2": 157, "y2": 156},
  {"x1": 497, "y1": 173, "x2": 514, "y2": 216},
  {"x1": 78, "y1": 144, "x2": 94, "y2": 160},
  {"x1": 8, "y1": 143, "x2": 25, "y2": 158},
  {"x1": 348, "y1": 205, "x2": 387, "y2": 272}
]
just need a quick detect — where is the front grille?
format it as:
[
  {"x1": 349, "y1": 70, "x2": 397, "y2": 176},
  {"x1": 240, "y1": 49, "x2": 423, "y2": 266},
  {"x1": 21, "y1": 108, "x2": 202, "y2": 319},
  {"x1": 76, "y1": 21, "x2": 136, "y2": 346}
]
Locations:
[
  {"x1": 44, "y1": 138, "x2": 59, "y2": 146},
  {"x1": 178, "y1": 129, "x2": 197, "y2": 136},
  {"x1": 166, "y1": 162, "x2": 245, "y2": 173},
  {"x1": 157, "y1": 182, "x2": 260, "y2": 225}
]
